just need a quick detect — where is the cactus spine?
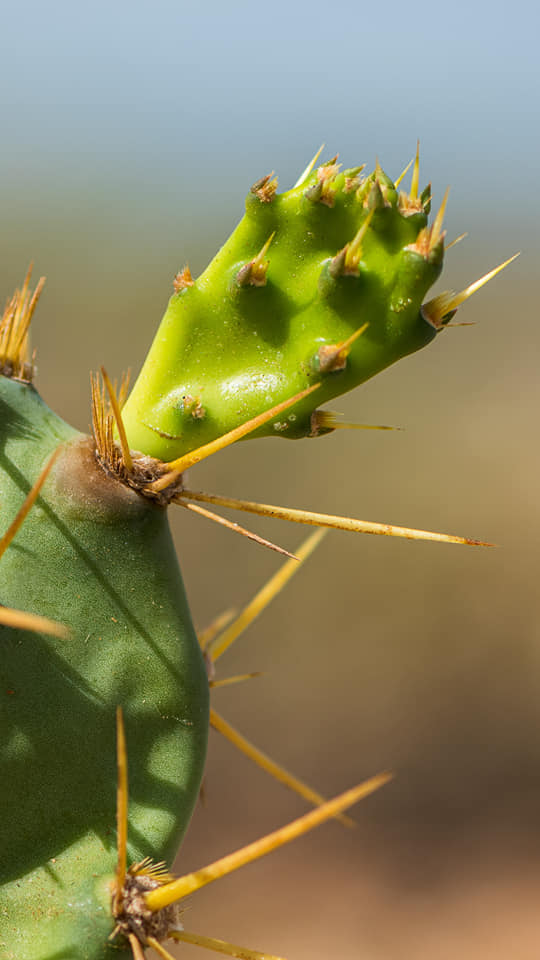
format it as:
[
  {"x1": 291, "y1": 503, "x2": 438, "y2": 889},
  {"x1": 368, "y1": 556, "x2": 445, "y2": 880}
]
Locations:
[{"x1": 0, "y1": 150, "x2": 514, "y2": 960}]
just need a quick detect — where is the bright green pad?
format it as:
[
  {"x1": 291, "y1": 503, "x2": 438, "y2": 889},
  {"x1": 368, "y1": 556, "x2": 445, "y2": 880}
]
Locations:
[
  {"x1": 0, "y1": 376, "x2": 209, "y2": 959},
  {"x1": 122, "y1": 164, "x2": 443, "y2": 460}
]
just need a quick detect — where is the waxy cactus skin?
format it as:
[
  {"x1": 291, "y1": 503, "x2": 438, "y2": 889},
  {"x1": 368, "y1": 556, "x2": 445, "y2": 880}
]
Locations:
[
  {"x1": 122, "y1": 162, "x2": 442, "y2": 461},
  {"x1": 0, "y1": 376, "x2": 208, "y2": 960}
]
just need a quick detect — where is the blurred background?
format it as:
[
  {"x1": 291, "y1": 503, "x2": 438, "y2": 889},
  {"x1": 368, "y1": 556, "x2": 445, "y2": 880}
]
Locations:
[{"x1": 2, "y1": 1, "x2": 540, "y2": 957}]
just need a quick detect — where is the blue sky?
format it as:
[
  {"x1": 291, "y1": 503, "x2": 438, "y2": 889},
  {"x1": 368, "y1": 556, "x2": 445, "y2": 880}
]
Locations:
[{"x1": 1, "y1": 0, "x2": 538, "y2": 221}]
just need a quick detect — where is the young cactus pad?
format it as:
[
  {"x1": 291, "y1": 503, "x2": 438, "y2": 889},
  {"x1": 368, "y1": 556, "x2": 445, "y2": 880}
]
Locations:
[
  {"x1": 122, "y1": 152, "x2": 452, "y2": 461},
  {"x1": 0, "y1": 150, "x2": 515, "y2": 960}
]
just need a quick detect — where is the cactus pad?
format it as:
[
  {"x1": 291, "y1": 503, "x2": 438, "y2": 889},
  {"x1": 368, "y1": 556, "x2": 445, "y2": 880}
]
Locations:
[
  {"x1": 121, "y1": 155, "x2": 448, "y2": 461},
  {"x1": 0, "y1": 376, "x2": 208, "y2": 960}
]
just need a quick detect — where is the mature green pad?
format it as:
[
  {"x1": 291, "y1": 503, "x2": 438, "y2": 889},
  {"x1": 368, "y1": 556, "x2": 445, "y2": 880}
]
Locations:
[
  {"x1": 122, "y1": 164, "x2": 443, "y2": 460},
  {"x1": 0, "y1": 376, "x2": 209, "y2": 959}
]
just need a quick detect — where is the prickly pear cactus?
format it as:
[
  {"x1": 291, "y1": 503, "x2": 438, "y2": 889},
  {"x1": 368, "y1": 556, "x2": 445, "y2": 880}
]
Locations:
[
  {"x1": 0, "y1": 151, "x2": 514, "y2": 960},
  {"x1": 122, "y1": 155, "x2": 449, "y2": 460},
  {"x1": 0, "y1": 377, "x2": 209, "y2": 959}
]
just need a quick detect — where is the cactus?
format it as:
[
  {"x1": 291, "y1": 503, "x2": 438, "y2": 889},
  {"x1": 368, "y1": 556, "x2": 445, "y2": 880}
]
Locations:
[
  {"x1": 0, "y1": 149, "x2": 514, "y2": 960},
  {"x1": 122, "y1": 151, "x2": 445, "y2": 462}
]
